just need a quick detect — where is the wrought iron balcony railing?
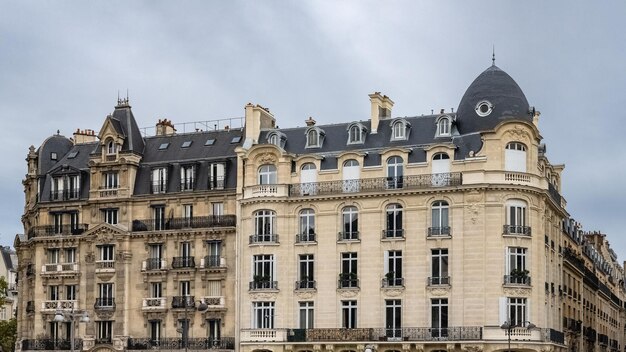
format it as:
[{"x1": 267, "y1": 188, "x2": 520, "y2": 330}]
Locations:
[
  {"x1": 288, "y1": 173, "x2": 462, "y2": 196},
  {"x1": 27, "y1": 224, "x2": 88, "y2": 239},
  {"x1": 295, "y1": 280, "x2": 316, "y2": 290},
  {"x1": 132, "y1": 215, "x2": 235, "y2": 231},
  {"x1": 49, "y1": 189, "x2": 81, "y2": 201},
  {"x1": 503, "y1": 225, "x2": 532, "y2": 236},
  {"x1": 295, "y1": 233, "x2": 317, "y2": 243},
  {"x1": 249, "y1": 234, "x2": 279, "y2": 244},
  {"x1": 127, "y1": 337, "x2": 234, "y2": 350},
  {"x1": 428, "y1": 226, "x2": 451, "y2": 237},
  {"x1": 382, "y1": 277, "x2": 404, "y2": 287},
  {"x1": 382, "y1": 229, "x2": 404, "y2": 239},
  {"x1": 172, "y1": 256, "x2": 195, "y2": 269},
  {"x1": 22, "y1": 339, "x2": 83, "y2": 351},
  {"x1": 428, "y1": 276, "x2": 450, "y2": 286},
  {"x1": 286, "y1": 326, "x2": 483, "y2": 342},
  {"x1": 144, "y1": 258, "x2": 166, "y2": 270},
  {"x1": 202, "y1": 255, "x2": 224, "y2": 268},
  {"x1": 172, "y1": 296, "x2": 195, "y2": 309},
  {"x1": 338, "y1": 231, "x2": 359, "y2": 241},
  {"x1": 503, "y1": 275, "x2": 531, "y2": 286},
  {"x1": 94, "y1": 298, "x2": 115, "y2": 309},
  {"x1": 338, "y1": 276, "x2": 359, "y2": 289},
  {"x1": 249, "y1": 280, "x2": 278, "y2": 290}
]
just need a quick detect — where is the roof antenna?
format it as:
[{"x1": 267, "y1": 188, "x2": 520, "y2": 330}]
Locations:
[
  {"x1": 126, "y1": 88, "x2": 129, "y2": 101},
  {"x1": 492, "y1": 45, "x2": 496, "y2": 66}
]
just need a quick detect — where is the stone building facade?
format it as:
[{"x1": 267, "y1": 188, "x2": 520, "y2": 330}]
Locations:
[{"x1": 15, "y1": 63, "x2": 626, "y2": 352}]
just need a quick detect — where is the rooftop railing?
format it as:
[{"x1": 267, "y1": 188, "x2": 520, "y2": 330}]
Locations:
[{"x1": 132, "y1": 215, "x2": 235, "y2": 232}]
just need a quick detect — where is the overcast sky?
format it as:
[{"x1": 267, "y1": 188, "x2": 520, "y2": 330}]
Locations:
[{"x1": 1, "y1": 1, "x2": 625, "y2": 259}]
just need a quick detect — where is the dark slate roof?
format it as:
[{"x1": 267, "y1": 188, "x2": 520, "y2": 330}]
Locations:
[
  {"x1": 455, "y1": 65, "x2": 531, "y2": 134},
  {"x1": 1, "y1": 247, "x2": 15, "y2": 270},
  {"x1": 37, "y1": 134, "x2": 73, "y2": 175},
  {"x1": 110, "y1": 105, "x2": 145, "y2": 155}
]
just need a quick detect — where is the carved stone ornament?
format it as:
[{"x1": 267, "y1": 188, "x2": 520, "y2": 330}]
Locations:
[
  {"x1": 337, "y1": 289, "x2": 359, "y2": 298},
  {"x1": 429, "y1": 288, "x2": 450, "y2": 296},
  {"x1": 540, "y1": 347, "x2": 555, "y2": 352},
  {"x1": 94, "y1": 230, "x2": 116, "y2": 244},
  {"x1": 465, "y1": 203, "x2": 483, "y2": 225},
  {"x1": 503, "y1": 287, "x2": 531, "y2": 296},
  {"x1": 463, "y1": 345, "x2": 484, "y2": 352},
  {"x1": 85, "y1": 252, "x2": 95, "y2": 264},
  {"x1": 414, "y1": 344, "x2": 425, "y2": 352},
  {"x1": 295, "y1": 290, "x2": 316, "y2": 299},
  {"x1": 144, "y1": 312, "x2": 166, "y2": 321},
  {"x1": 402, "y1": 343, "x2": 411, "y2": 352},
  {"x1": 447, "y1": 344, "x2": 456, "y2": 352},
  {"x1": 95, "y1": 310, "x2": 114, "y2": 320},
  {"x1": 249, "y1": 292, "x2": 278, "y2": 301},
  {"x1": 382, "y1": 288, "x2": 404, "y2": 297},
  {"x1": 258, "y1": 152, "x2": 277, "y2": 164},
  {"x1": 505, "y1": 126, "x2": 531, "y2": 142}
]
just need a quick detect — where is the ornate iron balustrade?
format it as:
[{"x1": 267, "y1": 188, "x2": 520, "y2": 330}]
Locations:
[
  {"x1": 49, "y1": 189, "x2": 81, "y2": 201},
  {"x1": 295, "y1": 280, "x2": 316, "y2": 290},
  {"x1": 41, "y1": 300, "x2": 77, "y2": 311},
  {"x1": 382, "y1": 229, "x2": 404, "y2": 239},
  {"x1": 127, "y1": 337, "x2": 235, "y2": 350},
  {"x1": 428, "y1": 276, "x2": 450, "y2": 286},
  {"x1": 338, "y1": 231, "x2": 359, "y2": 241},
  {"x1": 132, "y1": 215, "x2": 236, "y2": 231},
  {"x1": 305, "y1": 328, "x2": 375, "y2": 341},
  {"x1": 288, "y1": 173, "x2": 462, "y2": 197},
  {"x1": 542, "y1": 328, "x2": 565, "y2": 345},
  {"x1": 503, "y1": 225, "x2": 532, "y2": 236},
  {"x1": 428, "y1": 227, "x2": 451, "y2": 237},
  {"x1": 172, "y1": 256, "x2": 195, "y2": 269},
  {"x1": 94, "y1": 297, "x2": 115, "y2": 309},
  {"x1": 22, "y1": 339, "x2": 83, "y2": 350},
  {"x1": 249, "y1": 280, "x2": 278, "y2": 290},
  {"x1": 172, "y1": 296, "x2": 195, "y2": 309},
  {"x1": 548, "y1": 183, "x2": 562, "y2": 206},
  {"x1": 295, "y1": 233, "x2": 317, "y2": 243},
  {"x1": 145, "y1": 258, "x2": 165, "y2": 270},
  {"x1": 503, "y1": 275, "x2": 531, "y2": 286},
  {"x1": 27, "y1": 224, "x2": 88, "y2": 239},
  {"x1": 338, "y1": 276, "x2": 359, "y2": 289},
  {"x1": 249, "y1": 234, "x2": 279, "y2": 244},
  {"x1": 563, "y1": 248, "x2": 586, "y2": 272},
  {"x1": 382, "y1": 277, "x2": 404, "y2": 287},
  {"x1": 203, "y1": 255, "x2": 222, "y2": 268},
  {"x1": 296, "y1": 327, "x2": 482, "y2": 342}
]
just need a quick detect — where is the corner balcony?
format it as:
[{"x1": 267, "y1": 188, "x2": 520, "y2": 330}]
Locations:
[
  {"x1": 131, "y1": 215, "x2": 236, "y2": 232},
  {"x1": 127, "y1": 337, "x2": 234, "y2": 350},
  {"x1": 41, "y1": 263, "x2": 79, "y2": 276},
  {"x1": 27, "y1": 224, "x2": 88, "y2": 239},
  {"x1": 41, "y1": 300, "x2": 78, "y2": 312},
  {"x1": 94, "y1": 297, "x2": 115, "y2": 310},
  {"x1": 482, "y1": 326, "x2": 564, "y2": 345},
  {"x1": 503, "y1": 225, "x2": 532, "y2": 236},
  {"x1": 243, "y1": 184, "x2": 289, "y2": 198},
  {"x1": 22, "y1": 339, "x2": 83, "y2": 351},
  {"x1": 382, "y1": 229, "x2": 405, "y2": 240},
  {"x1": 171, "y1": 256, "x2": 195, "y2": 269},
  {"x1": 427, "y1": 227, "x2": 451, "y2": 238},
  {"x1": 142, "y1": 258, "x2": 167, "y2": 271},
  {"x1": 249, "y1": 234, "x2": 279, "y2": 245}
]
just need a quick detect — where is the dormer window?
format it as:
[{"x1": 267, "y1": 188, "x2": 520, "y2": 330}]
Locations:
[
  {"x1": 305, "y1": 127, "x2": 325, "y2": 148},
  {"x1": 106, "y1": 140, "x2": 116, "y2": 155},
  {"x1": 435, "y1": 116, "x2": 451, "y2": 137},
  {"x1": 347, "y1": 123, "x2": 366, "y2": 145},
  {"x1": 266, "y1": 131, "x2": 287, "y2": 149},
  {"x1": 390, "y1": 119, "x2": 410, "y2": 141}
]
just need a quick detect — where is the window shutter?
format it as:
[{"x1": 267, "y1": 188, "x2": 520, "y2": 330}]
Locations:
[
  {"x1": 499, "y1": 297, "x2": 508, "y2": 325},
  {"x1": 384, "y1": 251, "x2": 389, "y2": 273},
  {"x1": 526, "y1": 299, "x2": 531, "y2": 324},
  {"x1": 273, "y1": 254, "x2": 277, "y2": 281}
]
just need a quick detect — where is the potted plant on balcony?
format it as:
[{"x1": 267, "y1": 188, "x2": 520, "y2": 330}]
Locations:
[
  {"x1": 385, "y1": 271, "x2": 396, "y2": 286},
  {"x1": 510, "y1": 268, "x2": 530, "y2": 284}
]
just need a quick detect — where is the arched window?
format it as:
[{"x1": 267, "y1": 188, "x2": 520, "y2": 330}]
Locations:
[
  {"x1": 385, "y1": 204, "x2": 403, "y2": 238},
  {"x1": 258, "y1": 164, "x2": 277, "y2": 185},
  {"x1": 431, "y1": 153, "x2": 451, "y2": 186},
  {"x1": 300, "y1": 163, "x2": 317, "y2": 195},
  {"x1": 347, "y1": 123, "x2": 366, "y2": 144},
  {"x1": 386, "y1": 156, "x2": 404, "y2": 189},
  {"x1": 307, "y1": 130, "x2": 318, "y2": 147},
  {"x1": 430, "y1": 201, "x2": 450, "y2": 236},
  {"x1": 437, "y1": 118, "x2": 450, "y2": 136},
  {"x1": 505, "y1": 199, "x2": 530, "y2": 236},
  {"x1": 298, "y1": 209, "x2": 315, "y2": 242},
  {"x1": 341, "y1": 206, "x2": 359, "y2": 240},
  {"x1": 392, "y1": 121, "x2": 405, "y2": 140},
  {"x1": 267, "y1": 131, "x2": 286, "y2": 148},
  {"x1": 106, "y1": 140, "x2": 116, "y2": 155},
  {"x1": 268, "y1": 134, "x2": 278, "y2": 146},
  {"x1": 254, "y1": 210, "x2": 276, "y2": 239},
  {"x1": 505, "y1": 142, "x2": 527, "y2": 172},
  {"x1": 342, "y1": 159, "x2": 360, "y2": 193}
]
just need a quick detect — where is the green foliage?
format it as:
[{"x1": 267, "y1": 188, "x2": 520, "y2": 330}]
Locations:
[
  {"x1": 0, "y1": 276, "x2": 8, "y2": 307},
  {"x1": 0, "y1": 318, "x2": 17, "y2": 352}
]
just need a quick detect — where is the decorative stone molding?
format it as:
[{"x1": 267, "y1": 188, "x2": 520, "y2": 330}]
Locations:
[
  {"x1": 258, "y1": 152, "x2": 277, "y2": 164},
  {"x1": 505, "y1": 126, "x2": 531, "y2": 142},
  {"x1": 96, "y1": 310, "x2": 114, "y2": 320},
  {"x1": 85, "y1": 252, "x2": 95, "y2": 264},
  {"x1": 463, "y1": 345, "x2": 483, "y2": 352},
  {"x1": 295, "y1": 290, "x2": 316, "y2": 299},
  {"x1": 503, "y1": 287, "x2": 531, "y2": 296},
  {"x1": 447, "y1": 344, "x2": 456, "y2": 351},
  {"x1": 428, "y1": 287, "x2": 450, "y2": 296},
  {"x1": 337, "y1": 289, "x2": 359, "y2": 298},
  {"x1": 382, "y1": 288, "x2": 404, "y2": 297},
  {"x1": 249, "y1": 291, "x2": 278, "y2": 300},
  {"x1": 414, "y1": 344, "x2": 425, "y2": 352}
]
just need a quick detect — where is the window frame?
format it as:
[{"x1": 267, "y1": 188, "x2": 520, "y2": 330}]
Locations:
[{"x1": 258, "y1": 164, "x2": 277, "y2": 185}]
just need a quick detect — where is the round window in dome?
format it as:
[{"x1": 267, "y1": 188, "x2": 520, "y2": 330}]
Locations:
[{"x1": 475, "y1": 100, "x2": 493, "y2": 117}]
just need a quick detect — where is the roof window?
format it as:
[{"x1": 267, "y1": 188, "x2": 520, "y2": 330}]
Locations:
[
  {"x1": 475, "y1": 100, "x2": 493, "y2": 117},
  {"x1": 205, "y1": 138, "x2": 216, "y2": 146},
  {"x1": 231, "y1": 136, "x2": 242, "y2": 144},
  {"x1": 67, "y1": 151, "x2": 79, "y2": 159},
  {"x1": 181, "y1": 141, "x2": 192, "y2": 148},
  {"x1": 158, "y1": 143, "x2": 170, "y2": 150},
  {"x1": 51, "y1": 152, "x2": 57, "y2": 160}
]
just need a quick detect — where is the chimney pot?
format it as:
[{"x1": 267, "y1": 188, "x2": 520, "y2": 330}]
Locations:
[{"x1": 305, "y1": 117, "x2": 316, "y2": 127}]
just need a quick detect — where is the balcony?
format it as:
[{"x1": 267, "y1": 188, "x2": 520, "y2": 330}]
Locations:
[
  {"x1": 249, "y1": 234, "x2": 279, "y2": 245},
  {"x1": 127, "y1": 337, "x2": 234, "y2": 350},
  {"x1": 427, "y1": 276, "x2": 450, "y2": 286},
  {"x1": 151, "y1": 181, "x2": 167, "y2": 194},
  {"x1": 94, "y1": 298, "x2": 115, "y2": 310},
  {"x1": 201, "y1": 255, "x2": 226, "y2": 269},
  {"x1": 142, "y1": 298, "x2": 167, "y2": 310},
  {"x1": 279, "y1": 327, "x2": 483, "y2": 343},
  {"x1": 427, "y1": 227, "x2": 451, "y2": 237},
  {"x1": 503, "y1": 274, "x2": 531, "y2": 286},
  {"x1": 49, "y1": 188, "x2": 81, "y2": 201},
  {"x1": 171, "y1": 256, "x2": 195, "y2": 269},
  {"x1": 240, "y1": 329, "x2": 289, "y2": 343},
  {"x1": 382, "y1": 229, "x2": 405, "y2": 240},
  {"x1": 249, "y1": 280, "x2": 278, "y2": 290},
  {"x1": 172, "y1": 296, "x2": 195, "y2": 309},
  {"x1": 482, "y1": 326, "x2": 564, "y2": 345},
  {"x1": 503, "y1": 225, "x2": 531, "y2": 236},
  {"x1": 338, "y1": 274, "x2": 359, "y2": 289},
  {"x1": 382, "y1": 277, "x2": 404, "y2": 288},
  {"x1": 201, "y1": 296, "x2": 225, "y2": 309},
  {"x1": 132, "y1": 215, "x2": 235, "y2": 232},
  {"x1": 295, "y1": 280, "x2": 316, "y2": 290},
  {"x1": 95, "y1": 260, "x2": 115, "y2": 273},
  {"x1": 27, "y1": 224, "x2": 88, "y2": 239},
  {"x1": 288, "y1": 173, "x2": 462, "y2": 197},
  {"x1": 338, "y1": 231, "x2": 359, "y2": 242},
  {"x1": 26, "y1": 301, "x2": 35, "y2": 313},
  {"x1": 142, "y1": 258, "x2": 166, "y2": 271},
  {"x1": 243, "y1": 184, "x2": 289, "y2": 198},
  {"x1": 41, "y1": 263, "x2": 79, "y2": 276},
  {"x1": 22, "y1": 339, "x2": 83, "y2": 351},
  {"x1": 295, "y1": 233, "x2": 317, "y2": 243},
  {"x1": 41, "y1": 300, "x2": 78, "y2": 312}
]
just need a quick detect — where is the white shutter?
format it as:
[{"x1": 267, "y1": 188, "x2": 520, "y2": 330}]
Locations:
[
  {"x1": 162, "y1": 168, "x2": 167, "y2": 185},
  {"x1": 216, "y1": 163, "x2": 225, "y2": 180},
  {"x1": 151, "y1": 169, "x2": 157, "y2": 183},
  {"x1": 343, "y1": 165, "x2": 359, "y2": 180},
  {"x1": 384, "y1": 251, "x2": 389, "y2": 273},
  {"x1": 207, "y1": 280, "x2": 221, "y2": 296},
  {"x1": 505, "y1": 149, "x2": 526, "y2": 172},
  {"x1": 526, "y1": 299, "x2": 531, "y2": 324},
  {"x1": 432, "y1": 158, "x2": 450, "y2": 174},
  {"x1": 499, "y1": 297, "x2": 508, "y2": 325},
  {"x1": 273, "y1": 254, "x2": 277, "y2": 282}
]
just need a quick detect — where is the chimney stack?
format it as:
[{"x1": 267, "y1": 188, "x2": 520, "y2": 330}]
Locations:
[
  {"x1": 156, "y1": 119, "x2": 176, "y2": 136},
  {"x1": 243, "y1": 103, "x2": 276, "y2": 147},
  {"x1": 73, "y1": 129, "x2": 97, "y2": 144},
  {"x1": 305, "y1": 117, "x2": 316, "y2": 127},
  {"x1": 369, "y1": 92, "x2": 394, "y2": 134}
]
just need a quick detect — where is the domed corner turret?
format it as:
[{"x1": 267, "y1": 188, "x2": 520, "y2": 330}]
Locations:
[
  {"x1": 455, "y1": 65, "x2": 532, "y2": 134},
  {"x1": 36, "y1": 132, "x2": 73, "y2": 175}
]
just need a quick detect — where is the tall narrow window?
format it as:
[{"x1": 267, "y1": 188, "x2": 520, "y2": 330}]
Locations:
[
  {"x1": 53, "y1": 213, "x2": 63, "y2": 234},
  {"x1": 252, "y1": 254, "x2": 275, "y2": 289},
  {"x1": 48, "y1": 248, "x2": 60, "y2": 264},
  {"x1": 252, "y1": 302, "x2": 275, "y2": 328},
  {"x1": 180, "y1": 165, "x2": 195, "y2": 191},
  {"x1": 153, "y1": 206, "x2": 166, "y2": 231},
  {"x1": 300, "y1": 163, "x2": 318, "y2": 195},
  {"x1": 69, "y1": 212, "x2": 79, "y2": 234},
  {"x1": 183, "y1": 204, "x2": 193, "y2": 227},
  {"x1": 437, "y1": 118, "x2": 450, "y2": 137},
  {"x1": 64, "y1": 248, "x2": 76, "y2": 263},
  {"x1": 51, "y1": 177, "x2": 63, "y2": 201},
  {"x1": 207, "y1": 319, "x2": 221, "y2": 344},
  {"x1": 392, "y1": 121, "x2": 406, "y2": 140},
  {"x1": 340, "y1": 252, "x2": 358, "y2": 288},
  {"x1": 298, "y1": 254, "x2": 315, "y2": 289},
  {"x1": 430, "y1": 201, "x2": 450, "y2": 236},
  {"x1": 106, "y1": 140, "x2": 116, "y2": 155},
  {"x1": 430, "y1": 249, "x2": 449, "y2": 285},
  {"x1": 102, "y1": 208, "x2": 118, "y2": 225},
  {"x1": 505, "y1": 142, "x2": 527, "y2": 172},
  {"x1": 179, "y1": 281, "x2": 191, "y2": 296},
  {"x1": 149, "y1": 320, "x2": 161, "y2": 344},
  {"x1": 97, "y1": 283, "x2": 114, "y2": 307},
  {"x1": 386, "y1": 156, "x2": 404, "y2": 189},
  {"x1": 306, "y1": 129, "x2": 319, "y2": 147},
  {"x1": 505, "y1": 199, "x2": 529, "y2": 235},
  {"x1": 298, "y1": 209, "x2": 315, "y2": 242},
  {"x1": 65, "y1": 285, "x2": 76, "y2": 301},
  {"x1": 212, "y1": 202, "x2": 224, "y2": 216},
  {"x1": 254, "y1": 210, "x2": 276, "y2": 242},
  {"x1": 342, "y1": 300, "x2": 357, "y2": 328},
  {"x1": 385, "y1": 204, "x2": 403, "y2": 238},
  {"x1": 341, "y1": 206, "x2": 359, "y2": 240},
  {"x1": 348, "y1": 125, "x2": 364, "y2": 144},
  {"x1": 385, "y1": 300, "x2": 402, "y2": 338},
  {"x1": 97, "y1": 321, "x2": 113, "y2": 343},
  {"x1": 206, "y1": 241, "x2": 221, "y2": 267},
  {"x1": 148, "y1": 244, "x2": 163, "y2": 270},
  {"x1": 507, "y1": 297, "x2": 527, "y2": 326},
  {"x1": 506, "y1": 247, "x2": 529, "y2": 285},
  {"x1": 299, "y1": 302, "x2": 315, "y2": 329},
  {"x1": 68, "y1": 175, "x2": 80, "y2": 199},
  {"x1": 258, "y1": 164, "x2": 277, "y2": 185},
  {"x1": 103, "y1": 172, "x2": 119, "y2": 189},
  {"x1": 342, "y1": 159, "x2": 360, "y2": 193},
  {"x1": 384, "y1": 250, "x2": 403, "y2": 287},
  {"x1": 432, "y1": 153, "x2": 451, "y2": 188},
  {"x1": 431, "y1": 298, "x2": 449, "y2": 338},
  {"x1": 151, "y1": 167, "x2": 167, "y2": 194},
  {"x1": 209, "y1": 163, "x2": 225, "y2": 190},
  {"x1": 49, "y1": 285, "x2": 59, "y2": 301},
  {"x1": 98, "y1": 245, "x2": 115, "y2": 262},
  {"x1": 151, "y1": 282, "x2": 162, "y2": 298}
]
